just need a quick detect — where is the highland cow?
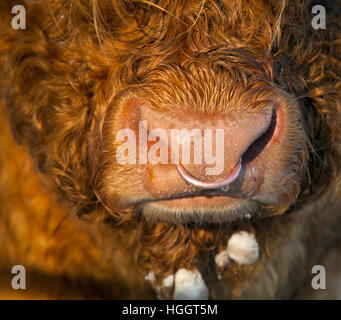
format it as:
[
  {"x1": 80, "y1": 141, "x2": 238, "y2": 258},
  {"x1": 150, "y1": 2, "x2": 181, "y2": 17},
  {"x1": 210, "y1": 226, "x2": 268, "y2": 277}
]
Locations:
[{"x1": 0, "y1": 0, "x2": 340, "y2": 299}]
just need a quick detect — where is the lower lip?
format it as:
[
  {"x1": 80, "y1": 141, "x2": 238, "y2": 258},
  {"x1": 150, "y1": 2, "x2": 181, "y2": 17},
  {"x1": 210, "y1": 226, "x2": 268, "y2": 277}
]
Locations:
[{"x1": 156, "y1": 195, "x2": 240, "y2": 208}]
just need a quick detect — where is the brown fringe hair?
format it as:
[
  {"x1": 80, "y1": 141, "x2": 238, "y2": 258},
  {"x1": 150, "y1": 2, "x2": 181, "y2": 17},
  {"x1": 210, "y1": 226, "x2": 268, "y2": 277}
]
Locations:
[{"x1": 0, "y1": 0, "x2": 340, "y2": 293}]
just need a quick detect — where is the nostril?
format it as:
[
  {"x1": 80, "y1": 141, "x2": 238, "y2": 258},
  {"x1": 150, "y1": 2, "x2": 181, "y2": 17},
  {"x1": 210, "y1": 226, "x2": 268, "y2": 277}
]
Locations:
[{"x1": 242, "y1": 109, "x2": 277, "y2": 163}]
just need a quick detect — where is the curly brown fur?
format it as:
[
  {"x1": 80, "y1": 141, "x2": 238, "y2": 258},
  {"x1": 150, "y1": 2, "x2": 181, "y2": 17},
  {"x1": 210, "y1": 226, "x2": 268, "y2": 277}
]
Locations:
[{"x1": 0, "y1": 0, "x2": 340, "y2": 299}]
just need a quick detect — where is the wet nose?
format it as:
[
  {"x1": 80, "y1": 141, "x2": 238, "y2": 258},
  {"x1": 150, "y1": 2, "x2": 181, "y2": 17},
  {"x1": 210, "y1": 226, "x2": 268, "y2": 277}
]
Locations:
[{"x1": 134, "y1": 104, "x2": 274, "y2": 196}]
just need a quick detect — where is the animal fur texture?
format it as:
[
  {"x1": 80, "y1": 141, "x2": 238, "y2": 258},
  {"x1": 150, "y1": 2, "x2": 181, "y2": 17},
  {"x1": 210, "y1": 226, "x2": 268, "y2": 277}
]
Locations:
[{"x1": 0, "y1": 0, "x2": 341, "y2": 299}]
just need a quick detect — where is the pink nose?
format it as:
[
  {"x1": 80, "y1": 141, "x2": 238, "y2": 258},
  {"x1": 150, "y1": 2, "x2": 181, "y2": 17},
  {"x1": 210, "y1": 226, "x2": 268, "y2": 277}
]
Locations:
[{"x1": 126, "y1": 103, "x2": 274, "y2": 196}]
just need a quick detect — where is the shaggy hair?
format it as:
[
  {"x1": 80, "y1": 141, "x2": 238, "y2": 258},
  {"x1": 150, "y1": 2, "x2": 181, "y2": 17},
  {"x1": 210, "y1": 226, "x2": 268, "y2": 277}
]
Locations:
[{"x1": 0, "y1": 0, "x2": 340, "y2": 299}]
